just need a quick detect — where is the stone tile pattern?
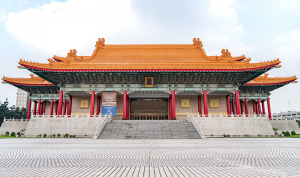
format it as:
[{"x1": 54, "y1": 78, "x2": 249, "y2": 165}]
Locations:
[
  {"x1": 98, "y1": 120, "x2": 201, "y2": 139},
  {"x1": 1, "y1": 138, "x2": 300, "y2": 176}
]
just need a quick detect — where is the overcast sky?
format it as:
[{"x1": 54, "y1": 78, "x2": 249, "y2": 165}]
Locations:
[{"x1": 0, "y1": 0, "x2": 299, "y2": 113}]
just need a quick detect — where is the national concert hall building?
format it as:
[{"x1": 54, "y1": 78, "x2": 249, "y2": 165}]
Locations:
[{"x1": 2, "y1": 38, "x2": 298, "y2": 121}]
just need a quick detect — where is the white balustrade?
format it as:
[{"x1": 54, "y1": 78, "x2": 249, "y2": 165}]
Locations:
[
  {"x1": 93, "y1": 113, "x2": 112, "y2": 139},
  {"x1": 30, "y1": 112, "x2": 109, "y2": 119},
  {"x1": 187, "y1": 113, "x2": 205, "y2": 139}
]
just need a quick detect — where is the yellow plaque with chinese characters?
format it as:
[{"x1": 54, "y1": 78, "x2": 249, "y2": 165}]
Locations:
[
  {"x1": 80, "y1": 99, "x2": 89, "y2": 109},
  {"x1": 209, "y1": 99, "x2": 219, "y2": 108},
  {"x1": 181, "y1": 99, "x2": 190, "y2": 108}
]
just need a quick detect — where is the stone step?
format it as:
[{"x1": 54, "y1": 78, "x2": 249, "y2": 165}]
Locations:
[{"x1": 98, "y1": 120, "x2": 201, "y2": 139}]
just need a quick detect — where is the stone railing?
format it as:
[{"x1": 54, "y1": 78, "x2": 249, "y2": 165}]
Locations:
[
  {"x1": 4, "y1": 118, "x2": 27, "y2": 122},
  {"x1": 93, "y1": 113, "x2": 112, "y2": 139},
  {"x1": 189, "y1": 112, "x2": 268, "y2": 118},
  {"x1": 30, "y1": 113, "x2": 108, "y2": 119},
  {"x1": 187, "y1": 113, "x2": 205, "y2": 139}
]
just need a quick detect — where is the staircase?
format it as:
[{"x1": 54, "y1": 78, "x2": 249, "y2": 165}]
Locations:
[{"x1": 98, "y1": 120, "x2": 201, "y2": 139}]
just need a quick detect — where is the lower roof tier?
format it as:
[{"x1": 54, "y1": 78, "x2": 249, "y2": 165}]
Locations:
[{"x1": 2, "y1": 73, "x2": 297, "y2": 94}]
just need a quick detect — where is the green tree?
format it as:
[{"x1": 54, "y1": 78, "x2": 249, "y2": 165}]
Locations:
[
  {"x1": 0, "y1": 99, "x2": 28, "y2": 125},
  {"x1": 0, "y1": 99, "x2": 10, "y2": 125}
]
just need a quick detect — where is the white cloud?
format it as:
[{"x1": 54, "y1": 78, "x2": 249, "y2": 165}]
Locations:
[
  {"x1": 0, "y1": 10, "x2": 7, "y2": 22},
  {"x1": 5, "y1": 0, "x2": 134, "y2": 55}
]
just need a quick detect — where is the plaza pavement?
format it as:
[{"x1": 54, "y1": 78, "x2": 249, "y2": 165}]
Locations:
[{"x1": 0, "y1": 138, "x2": 300, "y2": 177}]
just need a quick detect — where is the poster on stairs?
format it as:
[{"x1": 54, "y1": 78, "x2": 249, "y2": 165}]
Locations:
[{"x1": 102, "y1": 91, "x2": 116, "y2": 117}]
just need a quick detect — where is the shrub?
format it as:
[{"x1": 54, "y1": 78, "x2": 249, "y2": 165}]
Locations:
[
  {"x1": 17, "y1": 132, "x2": 21, "y2": 136},
  {"x1": 38, "y1": 134, "x2": 42, "y2": 137},
  {"x1": 282, "y1": 131, "x2": 285, "y2": 136},
  {"x1": 65, "y1": 134, "x2": 69, "y2": 137},
  {"x1": 266, "y1": 135, "x2": 268, "y2": 137},
  {"x1": 53, "y1": 134, "x2": 56, "y2": 137},
  {"x1": 285, "y1": 131, "x2": 290, "y2": 137},
  {"x1": 291, "y1": 131, "x2": 296, "y2": 135},
  {"x1": 1, "y1": 133, "x2": 7, "y2": 137},
  {"x1": 122, "y1": 118, "x2": 126, "y2": 120},
  {"x1": 43, "y1": 134, "x2": 47, "y2": 137},
  {"x1": 5, "y1": 131, "x2": 9, "y2": 136},
  {"x1": 11, "y1": 132, "x2": 16, "y2": 137},
  {"x1": 57, "y1": 134, "x2": 61, "y2": 137}
]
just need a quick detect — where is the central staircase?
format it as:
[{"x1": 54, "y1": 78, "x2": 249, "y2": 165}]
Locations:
[{"x1": 98, "y1": 120, "x2": 200, "y2": 139}]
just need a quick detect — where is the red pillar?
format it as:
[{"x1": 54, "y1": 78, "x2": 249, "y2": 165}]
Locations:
[
  {"x1": 261, "y1": 100, "x2": 265, "y2": 115},
  {"x1": 231, "y1": 99, "x2": 235, "y2": 115},
  {"x1": 257, "y1": 99, "x2": 261, "y2": 115},
  {"x1": 127, "y1": 95, "x2": 129, "y2": 120},
  {"x1": 267, "y1": 99, "x2": 272, "y2": 120},
  {"x1": 27, "y1": 99, "x2": 31, "y2": 121},
  {"x1": 55, "y1": 101, "x2": 58, "y2": 115},
  {"x1": 245, "y1": 99, "x2": 249, "y2": 117},
  {"x1": 97, "y1": 95, "x2": 101, "y2": 115},
  {"x1": 43, "y1": 101, "x2": 46, "y2": 115},
  {"x1": 240, "y1": 100, "x2": 244, "y2": 115},
  {"x1": 198, "y1": 95, "x2": 202, "y2": 115},
  {"x1": 67, "y1": 96, "x2": 72, "y2": 115},
  {"x1": 226, "y1": 96, "x2": 231, "y2": 117},
  {"x1": 37, "y1": 99, "x2": 41, "y2": 115},
  {"x1": 235, "y1": 90, "x2": 241, "y2": 116},
  {"x1": 39, "y1": 102, "x2": 43, "y2": 115},
  {"x1": 252, "y1": 100, "x2": 256, "y2": 114},
  {"x1": 171, "y1": 90, "x2": 175, "y2": 119},
  {"x1": 169, "y1": 95, "x2": 172, "y2": 120},
  {"x1": 50, "y1": 99, "x2": 54, "y2": 115},
  {"x1": 90, "y1": 91, "x2": 95, "y2": 116},
  {"x1": 123, "y1": 90, "x2": 127, "y2": 119},
  {"x1": 57, "y1": 91, "x2": 63, "y2": 115},
  {"x1": 40, "y1": 102, "x2": 43, "y2": 115},
  {"x1": 63, "y1": 99, "x2": 67, "y2": 115},
  {"x1": 203, "y1": 90, "x2": 208, "y2": 116},
  {"x1": 33, "y1": 101, "x2": 37, "y2": 115}
]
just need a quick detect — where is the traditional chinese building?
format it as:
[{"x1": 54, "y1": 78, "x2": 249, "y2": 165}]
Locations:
[{"x1": 2, "y1": 38, "x2": 298, "y2": 121}]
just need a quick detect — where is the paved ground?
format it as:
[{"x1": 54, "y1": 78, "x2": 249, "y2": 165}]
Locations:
[
  {"x1": 0, "y1": 138, "x2": 300, "y2": 177},
  {"x1": 99, "y1": 120, "x2": 200, "y2": 139}
]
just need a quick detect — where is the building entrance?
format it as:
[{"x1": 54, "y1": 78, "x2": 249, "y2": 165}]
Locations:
[{"x1": 130, "y1": 99, "x2": 168, "y2": 120}]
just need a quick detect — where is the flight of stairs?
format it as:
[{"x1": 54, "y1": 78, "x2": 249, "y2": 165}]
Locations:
[{"x1": 98, "y1": 120, "x2": 201, "y2": 139}]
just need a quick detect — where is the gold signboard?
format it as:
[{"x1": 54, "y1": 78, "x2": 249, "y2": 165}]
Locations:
[
  {"x1": 80, "y1": 99, "x2": 89, "y2": 109},
  {"x1": 210, "y1": 99, "x2": 219, "y2": 108},
  {"x1": 181, "y1": 99, "x2": 190, "y2": 108},
  {"x1": 145, "y1": 77, "x2": 154, "y2": 87}
]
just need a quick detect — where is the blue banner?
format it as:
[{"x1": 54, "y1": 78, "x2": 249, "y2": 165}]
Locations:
[{"x1": 102, "y1": 105, "x2": 116, "y2": 117}]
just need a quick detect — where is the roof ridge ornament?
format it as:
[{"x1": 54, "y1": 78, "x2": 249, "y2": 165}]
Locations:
[
  {"x1": 221, "y1": 49, "x2": 231, "y2": 58},
  {"x1": 193, "y1": 38, "x2": 202, "y2": 49},
  {"x1": 96, "y1": 38, "x2": 105, "y2": 49},
  {"x1": 67, "y1": 49, "x2": 77, "y2": 59}
]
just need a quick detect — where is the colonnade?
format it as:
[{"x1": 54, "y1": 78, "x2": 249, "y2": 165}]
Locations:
[
  {"x1": 195, "y1": 90, "x2": 272, "y2": 120},
  {"x1": 27, "y1": 90, "x2": 102, "y2": 120},
  {"x1": 26, "y1": 90, "x2": 273, "y2": 121}
]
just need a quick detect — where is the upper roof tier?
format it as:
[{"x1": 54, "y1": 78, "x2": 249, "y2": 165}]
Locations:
[
  {"x1": 245, "y1": 73, "x2": 298, "y2": 85},
  {"x1": 18, "y1": 38, "x2": 281, "y2": 72}
]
